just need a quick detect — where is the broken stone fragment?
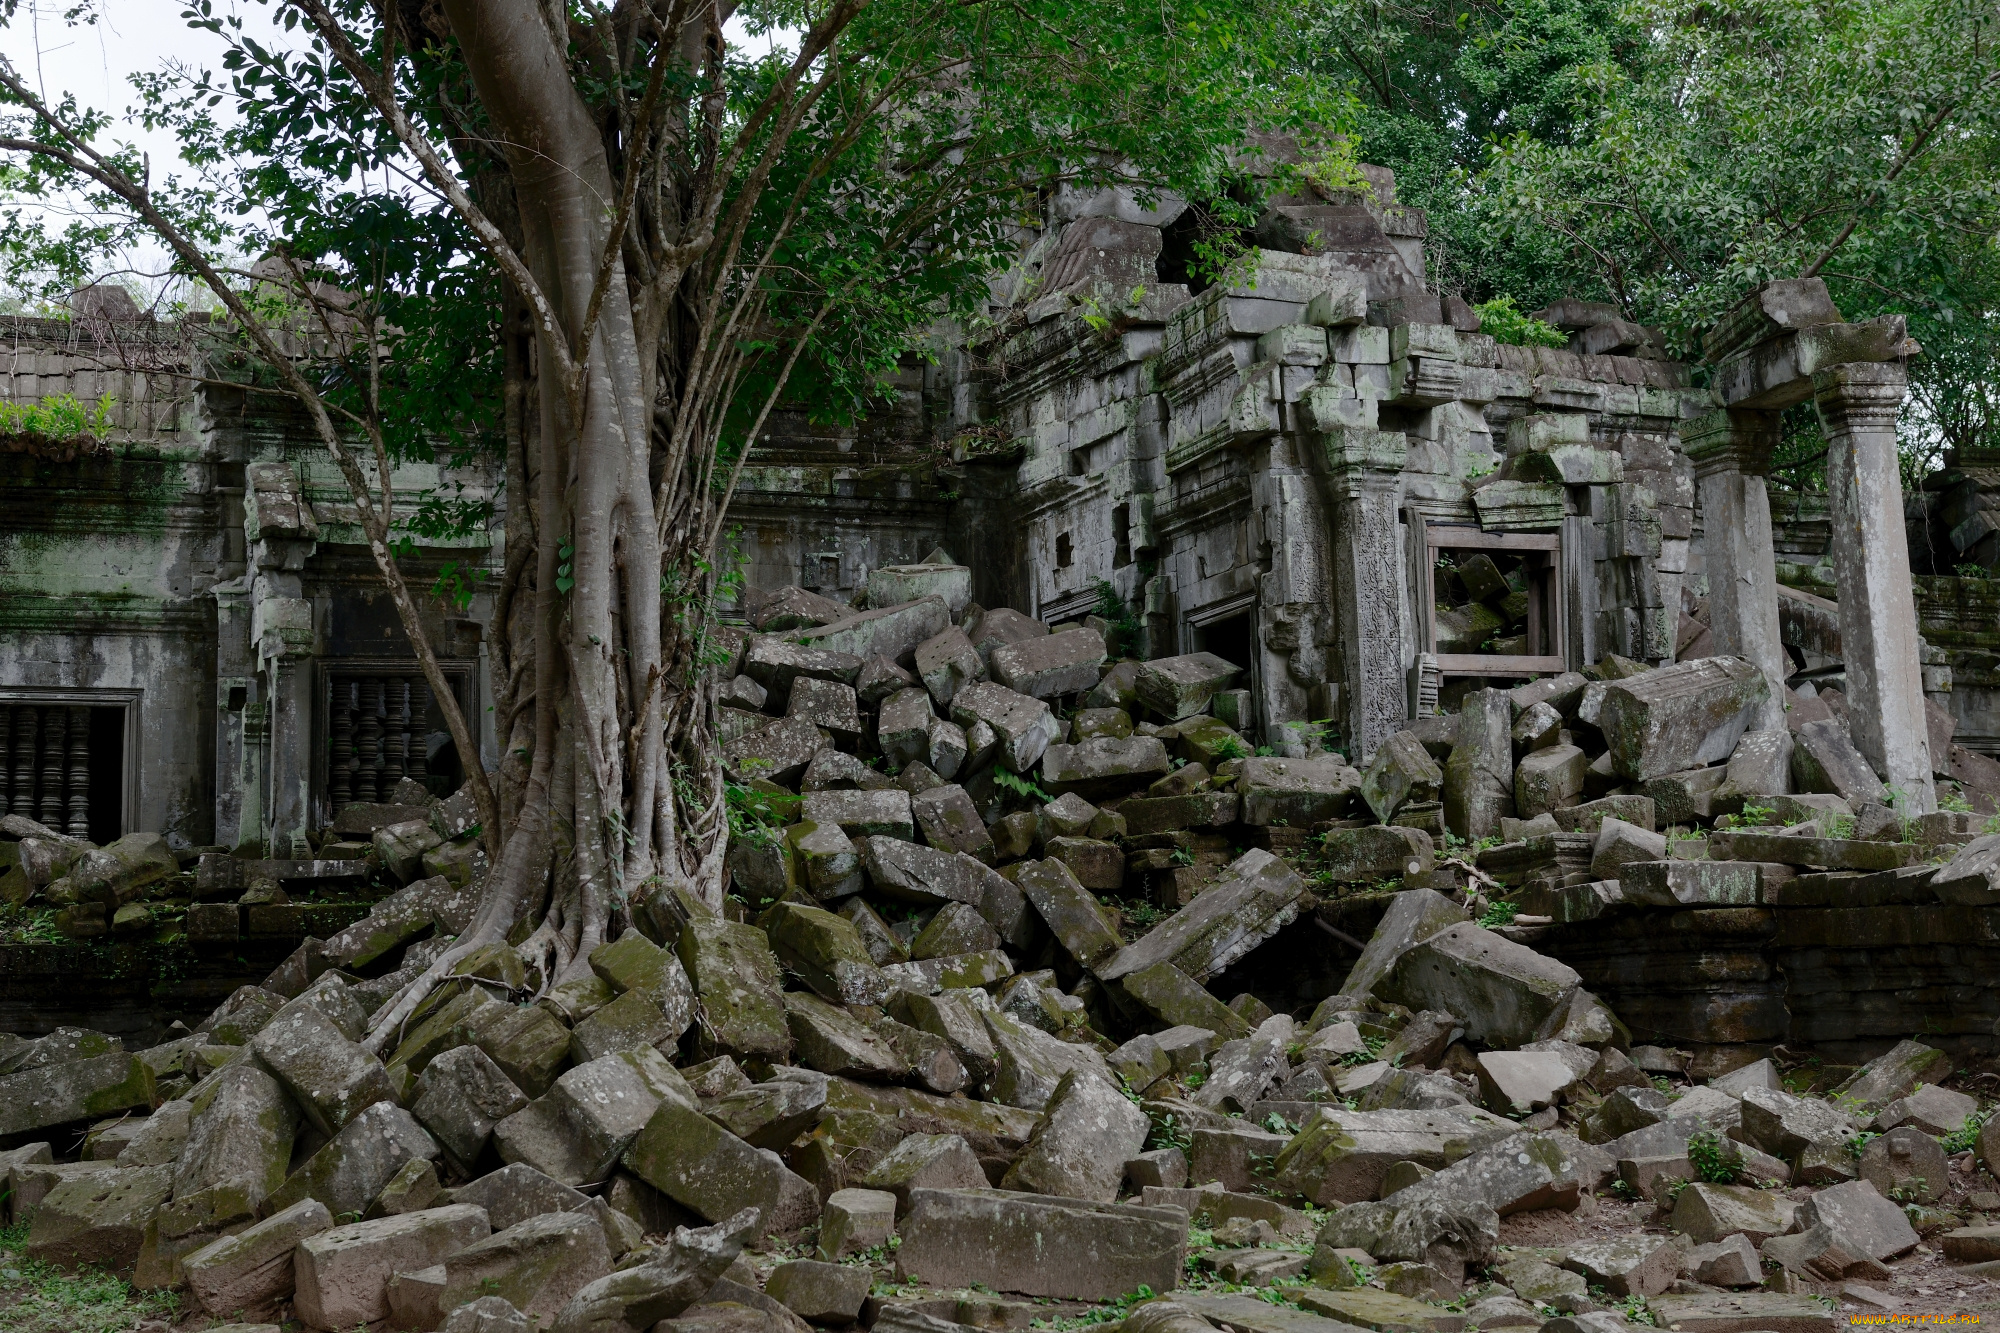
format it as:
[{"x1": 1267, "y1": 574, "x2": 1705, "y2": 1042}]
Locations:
[
  {"x1": 1443, "y1": 689, "x2": 1514, "y2": 840},
  {"x1": 1360, "y1": 733, "x2": 1443, "y2": 824},
  {"x1": 916, "y1": 626, "x2": 984, "y2": 708},
  {"x1": 877, "y1": 687, "x2": 937, "y2": 771},
  {"x1": 1239, "y1": 756, "x2": 1361, "y2": 826},
  {"x1": 990, "y1": 626, "x2": 1107, "y2": 699},
  {"x1": 763, "y1": 901, "x2": 891, "y2": 1006},
  {"x1": 573, "y1": 932, "x2": 698, "y2": 1062},
  {"x1": 413, "y1": 1044, "x2": 531, "y2": 1173},
  {"x1": 251, "y1": 995, "x2": 396, "y2": 1137},
  {"x1": 1014, "y1": 857, "x2": 1123, "y2": 971},
  {"x1": 894, "y1": 1187, "x2": 1186, "y2": 1300},
  {"x1": 1598, "y1": 657, "x2": 1769, "y2": 781},
  {"x1": 783, "y1": 992, "x2": 909, "y2": 1079},
  {"x1": 1191, "y1": 1019, "x2": 1292, "y2": 1113},
  {"x1": 446, "y1": 1163, "x2": 589, "y2": 1231},
  {"x1": 911, "y1": 784, "x2": 994, "y2": 861},
  {"x1": 795, "y1": 596, "x2": 952, "y2": 665},
  {"x1": 1002, "y1": 1068, "x2": 1149, "y2": 1201},
  {"x1": 1475, "y1": 1050, "x2": 1584, "y2": 1116},
  {"x1": 1336, "y1": 888, "x2": 1468, "y2": 1007},
  {"x1": 787, "y1": 677, "x2": 864, "y2": 748},
  {"x1": 1100, "y1": 849, "x2": 1308, "y2": 984},
  {"x1": 1275, "y1": 1108, "x2": 1516, "y2": 1206},
  {"x1": 24, "y1": 1161, "x2": 174, "y2": 1272},
  {"x1": 167, "y1": 1063, "x2": 299, "y2": 1235},
  {"x1": 1738, "y1": 1085, "x2": 1860, "y2": 1169},
  {"x1": 1382, "y1": 922, "x2": 1581, "y2": 1049},
  {"x1": 788, "y1": 819, "x2": 862, "y2": 899},
  {"x1": 1668, "y1": 1181, "x2": 1797, "y2": 1244},
  {"x1": 547, "y1": 1207, "x2": 761, "y2": 1333},
  {"x1": 1318, "y1": 825, "x2": 1435, "y2": 883},
  {"x1": 374, "y1": 818, "x2": 445, "y2": 883},
  {"x1": 1711, "y1": 728, "x2": 1794, "y2": 814},
  {"x1": 1687, "y1": 1232, "x2": 1761, "y2": 1287},
  {"x1": 982, "y1": 1010, "x2": 1116, "y2": 1111},
  {"x1": 438, "y1": 1209, "x2": 615, "y2": 1326},
  {"x1": 950, "y1": 681, "x2": 1062, "y2": 772},
  {"x1": 1116, "y1": 961, "x2": 1250, "y2": 1039},
  {"x1": 293, "y1": 1204, "x2": 493, "y2": 1330},
  {"x1": 765, "y1": 1257, "x2": 872, "y2": 1325},
  {"x1": 679, "y1": 917, "x2": 793, "y2": 1062},
  {"x1": 1830, "y1": 1038, "x2": 1952, "y2": 1111},
  {"x1": 623, "y1": 1099, "x2": 818, "y2": 1240},
  {"x1": 724, "y1": 716, "x2": 830, "y2": 786},
  {"x1": 183, "y1": 1197, "x2": 333, "y2": 1318},
  {"x1": 1562, "y1": 1232, "x2": 1678, "y2": 1297},
  {"x1": 1791, "y1": 717, "x2": 1889, "y2": 807},
  {"x1": 264, "y1": 1101, "x2": 439, "y2": 1220},
  {"x1": 1515, "y1": 744, "x2": 1587, "y2": 817},
  {"x1": 800, "y1": 788, "x2": 915, "y2": 841},
  {"x1": 0, "y1": 1048, "x2": 156, "y2": 1137},
  {"x1": 1511, "y1": 701, "x2": 1563, "y2": 754},
  {"x1": 1619, "y1": 859, "x2": 1762, "y2": 907},
  {"x1": 816, "y1": 1187, "x2": 896, "y2": 1260},
  {"x1": 1136, "y1": 653, "x2": 1243, "y2": 720},
  {"x1": 67, "y1": 831, "x2": 177, "y2": 908},
  {"x1": 1588, "y1": 817, "x2": 1666, "y2": 880}
]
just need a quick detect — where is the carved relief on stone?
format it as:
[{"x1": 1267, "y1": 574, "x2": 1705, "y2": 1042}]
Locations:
[{"x1": 1263, "y1": 602, "x2": 1336, "y2": 690}]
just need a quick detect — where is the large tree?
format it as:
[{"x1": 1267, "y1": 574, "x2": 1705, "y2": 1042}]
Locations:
[{"x1": 0, "y1": 0, "x2": 1311, "y2": 1043}]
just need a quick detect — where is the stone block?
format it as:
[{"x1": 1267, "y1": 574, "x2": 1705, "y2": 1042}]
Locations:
[
  {"x1": 0, "y1": 1050, "x2": 155, "y2": 1137},
  {"x1": 1739, "y1": 1086, "x2": 1859, "y2": 1165},
  {"x1": 1873, "y1": 1083, "x2": 1976, "y2": 1137},
  {"x1": 871, "y1": 565, "x2": 973, "y2": 617},
  {"x1": 1444, "y1": 690, "x2": 1514, "y2": 839},
  {"x1": 968, "y1": 607, "x2": 1051, "y2": 667},
  {"x1": 24, "y1": 1162, "x2": 173, "y2": 1272},
  {"x1": 1932, "y1": 834, "x2": 2000, "y2": 906},
  {"x1": 1318, "y1": 825, "x2": 1434, "y2": 884},
  {"x1": 1620, "y1": 859, "x2": 1762, "y2": 906},
  {"x1": 1120, "y1": 790, "x2": 1239, "y2": 835},
  {"x1": 816, "y1": 1187, "x2": 896, "y2": 1260},
  {"x1": 1101, "y1": 850, "x2": 1309, "y2": 984},
  {"x1": 1002, "y1": 1069, "x2": 1150, "y2": 1201},
  {"x1": 1688, "y1": 1233, "x2": 1761, "y2": 1287},
  {"x1": 1241, "y1": 756, "x2": 1361, "y2": 826},
  {"x1": 992, "y1": 627, "x2": 1107, "y2": 699},
  {"x1": 1015, "y1": 857, "x2": 1123, "y2": 969},
  {"x1": 1381, "y1": 922, "x2": 1579, "y2": 1049},
  {"x1": 1791, "y1": 718, "x2": 1888, "y2": 807},
  {"x1": 983, "y1": 1011, "x2": 1116, "y2": 1111},
  {"x1": 67, "y1": 832, "x2": 177, "y2": 908},
  {"x1": 448, "y1": 1163, "x2": 589, "y2": 1231},
  {"x1": 801, "y1": 789, "x2": 915, "y2": 842},
  {"x1": 252, "y1": 998, "x2": 395, "y2": 1137},
  {"x1": 725, "y1": 716, "x2": 829, "y2": 786},
  {"x1": 878, "y1": 687, "x2": 938, "y2": 770},
  {"x1": 912, "y1": 784, "x2": 995, "y2": 862},
  {"x1": 796, "y1": 596, "x2": 952, "y2": 665},
  {"x1": 764, "y1": 901, "x2": 890, "y2": 1005},
  {"x1": 1294, "y1": 1287, "x2": 1466, "y2": 1332},
  {"x1": 1336, "y1": 888, "x2": 1469, "y2": 1006},
  {"x1": 414, "y1": 1045, "x2": 530, "y2": 1172},
  {"x1": 623, "y1": 1099, "x2": 818, "y2": 1238},
  {"x1": 767, "y1": 1258, "x2": 873, "y2": 1324},
  {"x1": 894, "y1": 1188, "x2": 1187, "y2": 1300},
  {"x1": 1515, "y1": 745, "x2": 1587, "y2": 817},
  {"x1": 784, "y1": 992, "x2": 908, "y2": 1079},
  {"x1": 1360, "y1": 734, "x2": 1443, "y2": 823},
  {"x1": 184, "y1": 1198, "x2": 334, "y2": 1317},
  {"x1": 859, "y1": 1132, "x2": 988, "y2": 1213},
  {"x1": 1589, "y1": 817, "x2": 1667, "y2": 879},
  {"x1": 1273, "y1": 1108, "x2": 1516, "y2": 1207},
  {"x1": 1562, "y1": 1233, "x2": 1678, "y2": 1297},
  {"x1": 1599, "y1": 657, "x2": 1769, "y2": 781},
  {"x1": 1831, "y1": 1039, "x2": 1952, "y2": 1111},
  {"x1": 1796, "y1": 1179, "x2": 1918, "y2": 1261},
  {"x1": 951, "y1": 682, "x2": 1062, "y2": 772},
  {"x1": 1940, "y1": 1225, "x2": 2000, "y2": 1263},
  {"x1": 856, "y1": 835, "x2": 989, "y2": 908},
  {"x1": 680, "y1": 918, "x2": 792, "y2": 1061},
  {"x1": 1670, "y1": 1182, "x2": 1797, "y2": 1244},
  {"x1": 1644, "y1": 1292, "x2": 1835, "y2": 1333},
  {"x1": 294, "y1": 1204, "x2": 493, "y2": 1330},
  {"x1": 1476, "y1": 1051, "x2": 1583, "y2": 1116},
  {"x1": 1136, "y1": 653, "x2": 1243, "y2": 719},
  {"x1": 1380, "y1": 1130, "x2": 1600, "y2": 1216},
  {"x1": 1041, "y1": 736, "x2": 1172, "y2": 800},
  {"x1": 1117, "y1": 962, "x2": 1250, "y2": 1039},
  {"x1": 788, "y1": 677, "x2": 864, "y2": 747},
  {"x1": 167, "y1": 1063, "x2": 299, "y2": 1235},
  {"x1": 438, "y1": 1210, "x2": 614, "y2": 1326},
  {"x1": 375, "y1": 818, "x2": 445, "y2": 883},
  {"x1": 265, "y1": 1102, "x2": 439, "y2": 1220},
  {"x1": 916, "y1": 627, "x2": 983, "y2": 708}
]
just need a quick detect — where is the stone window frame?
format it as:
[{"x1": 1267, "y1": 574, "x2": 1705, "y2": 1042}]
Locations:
[
  {"x1": 1418, "y1": 523, "x2": 1567, "y2": 678},
  {"x1": 0, "y1": 686, "x2": 142, "y2": 840},
  {"x1": 315, "y1": 657, "x2": 475, "y2": 821}
]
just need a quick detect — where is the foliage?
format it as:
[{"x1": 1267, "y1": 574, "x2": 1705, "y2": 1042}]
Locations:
[
  {"x1": 992, "y1": 768, "x2": 1054, "y2": 804},
  {"x1": 0, "y1": 392, "x2": 114, "y2": 440},
  {"x1": 1686, "y1": 1130, "x2": 1738, "y2": 1184},
  {"x1": 0, "y1": 904, "x2": 66, "y2": 946},
  {"x1": 1092, "y1": 579, "x2": 1146, "y2": 659},
  {"x1": 1938, "y1": 1113, "x2": 1987, "y2": 1155},
  {"x1": 1477, "y1": 898, "x2": 1518, "y2": 927},
  {"x1": 1473, "y1": 296, "x2": 1566, "y2": 347},
  {"x1": 0, "y1": 1228, "x2": 182, "y2": 1333}
]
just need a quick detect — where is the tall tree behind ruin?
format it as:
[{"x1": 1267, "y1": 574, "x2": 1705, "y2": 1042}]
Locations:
[{"x1": 0, "y1": 0, "x2": 1320, "y2": 1043}]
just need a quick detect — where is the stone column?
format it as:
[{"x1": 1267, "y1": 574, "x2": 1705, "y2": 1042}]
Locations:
[
  {"x1": 1681, "y1": 408, "x2": 1787, "y2": 732},
  {"x1": 1323, "y1": 427, "x2": 1409, "y2": 762},
  {"x1": 1813, "y1": 361, "x2": 1936, "y2": 811}
]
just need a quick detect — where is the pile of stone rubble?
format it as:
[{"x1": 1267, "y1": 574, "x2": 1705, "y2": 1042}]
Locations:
[{"x1": 3, "y1": 567, "x2": 2000, "y2": 1333}]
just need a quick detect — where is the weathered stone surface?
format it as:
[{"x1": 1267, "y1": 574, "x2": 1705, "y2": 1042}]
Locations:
[
  {"x1": 184, "y1": 1198, "x2": 333, "y2": 1317},
  {"x1": 951, "y1": 682, "x2": 1062, "y2": 772},
  {"x1": 1041, "y1": 735, "x2": 1173, "y2": 800},
  {"x1": 1002, "y1": 1069, "x2": 1150, "y2": 1201},
  {"x1": 983, "y1": 1011, "x2": 1116, "y2": 1111},
  {"x1": 767, "y1": 1258, "x2": 873, "y2": 1324},
  {"x1": 1273, "y1": 1108, "x2": 1517, "y2": 1206},
  {"x1": 413, "y1": 1045, "x2": 529, "y2": 1173},
  {"x1": 1688, "y1": 1233, "x2": 1762, "y2": 1287},
  {"x1": 1294, "y1": 1287, "x2": 1466, "y2": 1333},
  {"x1": 1669, "y1": 1182, "x2": 1797, "y2": 1244},
  {"x1": 870, "y1": 565, "x2": 974, "y2": 617},
  {"x1": 861, "y1": 1132, "x2": 988, "y2": 1212},
  {"x1": 0, "y1": 1049, "x2": 155, "y2": 1137},
  {"x1": 1336, "y1": 888, "x2": 1468, "y2": 1005},
  {"x1": 1240, "y1": 757, "x2": 1361, "y2": 826},
  {"x1": 439, "y1": 1210, "x2": 614, "y2": 1325},
  {"x1": 1118, "y1": 962, "x2": 1250, "y2": 1038},
  {"x1": 1515, "y1": 745, "x2": 1588, "y2": 818},
  {"x1": 68, "y1": 832, "x2": 178, "y2": 907},
  {"x1": 265, "y1": 1102, "x2": 438, "y2": 1220},
  {"x1": 1015, "y1": 857, "x2": 1123, "y2": 970},
  {"x1": 24, "y1": 1162, "x2": 174, "y2": 1271},
  {"x1": 1381, "y1": 1131, "x2": 1595, "y2": 1216},
  {"x1": 895, "y1": 1188, "x2": 1187, "y2": 1300},
  {"x1": 1873, "y1": 1083, "x2": 1976, "y2": 1138},
  {"x1": 252, "y1": 996, "x2": 395, "y2": 1136},
  {"x1": 785, "y1": 992, "x2": 909, "y2": 1079},
  {"x1": 465, "y1": 997, "x2": 573, "y2": 1099},
  {"x1": 787, "y1": 677, "x2": 864, "y2": 748},
  {"x1": 1102, "y1": 850, "x2": 1309, "y2": 984},
  {"x1": 764, "y1": 902, "x2": 891, "y2": 1006},
  {"x1": 624, "y1": 1099, "x2": 819, "y2": 1238},
  {"x1": 1739, "y1": 1086, "x2": 1859, "y2": 1168},
  {"x1": 1443, "y1": 689, "x2": 1515, "y2": 840},
  {"x1": 1620, "y1": 858, "x2": 1762, "y2": 906},
  {"x1": 753, "y1": 586, "x2": 851, "y2": 632},
  {"x1": 816, "y1": 1187, "x2": 896, "y2": 1260},
  {"x1": 295, "y1": 1204, "x2": 493, "y2": 1329},
  {"x1": 1381, "y1": 922, "x2": 1579, "y2": 1048},
  {"x1": 878, "y1": 687, "x2": 938, "y2": 770},
  {"x1": 991, "y1": 627, "x2": 1107, "y2": 699},
  {"x1": 680, "y1": 918, "x2": 792, "y2": 1061},
  {"x1": 1192, "y1": 1020, "x2": 1292, "y2": 1113},
  {"x1": 856, "y1": 835, "x2": 988, "y2": 909},
  {"x1": 1791, "y1": 717, "x2": 1889, "y2": 807},
  {"x1": 1361, "y1": 732, "x2": 1443, "y2": 823},
  {"x1": 1319, "y1": 825, "x2": 1434, "y2": 884},
  {"x1": 915, "y1": 627, "x2": 983, "y2": 709},
  {"x1": 1476, "y1": 1050, "x2": 1584, "y2": 1116},
  {"x1": 725, "y1": 716, "x2": 830, "y2": 786},
  {"x1": 168, "y1": 1063, "x2": 299, "y2": 1234},
  {"x1": 801, "y1": 788, "x2": 915, "y2": 842},
  {"x1": 1941, "y1": 1225, "x2": 2000, "y2": 1263},
  {"x1": 1797, "y1": 1179, "x2": 1918, "y2": 1260},
  {"x1": 1933, "y1": 833, "x2": 2000, "y2": 905},
  {"x1": 572, "y1": 934, "x2": 698, "y2": 1063},
  {"x1": 796, "y1": 596, "x2": 952, "y2": 665},
  {"x1": 1831, "y1": 1039, "x2": 1952, "y2": 1110},
  {"x1": 1589, "y1": 817, "x2": 1667, "y2": 880},
  {"x1": 495, "y1": 1050, "x2": 693, "y2": 1188},
  {"x1": 447, "y1": 1163, "x2": 589, "y2": 1231},
  {"x1": 912, "y1": 784, "x2": 995, "y2": 862},
  {"x1": 1563, "y1": 1233, "x2": 1678, "y2": 1297},
  {"x1": 1136, "y1": 653, "x2": 1243, "y2": 720},
  {"x1": 546, "y1": 1207, "x2": 761, "y2": 1333},
  {"x1": 1644, "y1": 1292, "x2": 1836, "y2": 1333},
  {"x1": 1599, "y1": 657, "x2": 1769, "y2": 781}
]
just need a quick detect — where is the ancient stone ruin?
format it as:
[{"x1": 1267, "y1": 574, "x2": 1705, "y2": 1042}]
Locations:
[{"x1": 3, "y1": 157, "x2": 2000, "y2": 1326}]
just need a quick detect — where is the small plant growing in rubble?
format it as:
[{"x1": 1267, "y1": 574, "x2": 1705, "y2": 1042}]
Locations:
[
  {"x1": 1938, "y1": 1113, "x2": 1987, "y2": 1154},
  {"x1": 1477, "y1": 899, "x2": 1518, "y2": 927},
  {"x1": 1686, "y1": 1130, "x2": 1738, "y2": 1184}
]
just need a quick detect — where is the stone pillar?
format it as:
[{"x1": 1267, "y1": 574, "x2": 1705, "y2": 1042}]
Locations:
[
  {"x1": 1813, "y1": 362, "x2": 1935, "y2": 811},
  {"x1": 1681, "y1": 408, "x2": 1787, "y2": 732},
  {"x1": 1323, "y1": 427, "x2": 1409, "y2": 762}
]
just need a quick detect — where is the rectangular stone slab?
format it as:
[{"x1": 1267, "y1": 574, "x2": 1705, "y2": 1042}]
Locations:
[
  {"x1": 1100, "y1": 849, "x2": 1308, "y2": 983},
  {"x1": 893, "y1": 1188, "x2": 1186, "y2": 1299},
  {"x1": 1644, "y1": 1292, "x2": 1836, "y2": 1333},
  {"x1": 0, "y1": 1052, "x2": 155, "y2": 1136}
]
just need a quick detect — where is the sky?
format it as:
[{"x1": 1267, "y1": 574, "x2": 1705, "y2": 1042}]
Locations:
[{"x1": 0, "y1": 1, "x2": 787, "y2": 300}]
